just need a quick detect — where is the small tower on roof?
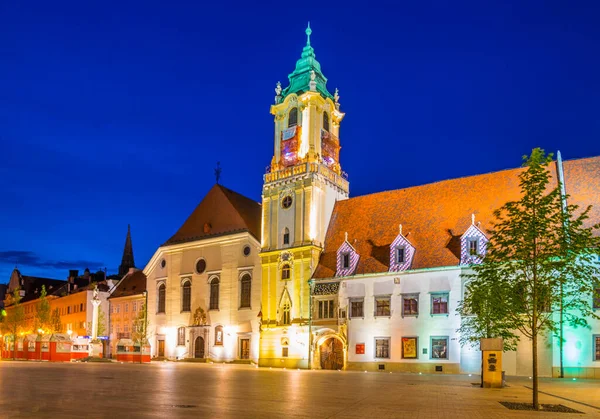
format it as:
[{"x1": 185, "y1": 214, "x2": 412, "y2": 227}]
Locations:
[{"x1": 118, "y1": 224, "x2": 135, "y2": 277}]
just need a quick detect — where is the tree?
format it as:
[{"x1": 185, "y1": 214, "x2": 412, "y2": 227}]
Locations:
[
  {"x1": 4, "y1": 289, "x2": 25, "y2": 360},
  {"x1": 459, "y1": 148, "x2": 600, "y2": 410},
  {"x1": 50, "y1": 308, "x2": 62, "y2": 333},
  {"x1": 34, "y1": 285, "x2": 51, "y2": 334},
  {"x1": 131, "y1": 302, "x2": 149, "y2": 363}
]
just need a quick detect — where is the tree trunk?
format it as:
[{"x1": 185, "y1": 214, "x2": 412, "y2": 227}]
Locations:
[{"x1": 532, "y1": 332, "x2": 539, "y2": 410}]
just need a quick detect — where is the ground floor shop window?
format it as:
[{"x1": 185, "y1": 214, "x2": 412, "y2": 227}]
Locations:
[
  {"x1": 430, "y1": 336, "x2": 448, "y2": 359},
  {"x1": 375, "y1": 337, "x2": 390, "y2": 358}
]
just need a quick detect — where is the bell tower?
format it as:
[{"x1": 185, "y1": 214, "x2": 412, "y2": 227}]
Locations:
[{"x1": 259, "y1": 24, "x2": 349, "y2": 369}]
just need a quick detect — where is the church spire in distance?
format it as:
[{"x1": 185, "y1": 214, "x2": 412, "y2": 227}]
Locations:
[{"x1": 118, "y1": 224, "x2": 135, "y2": 276}]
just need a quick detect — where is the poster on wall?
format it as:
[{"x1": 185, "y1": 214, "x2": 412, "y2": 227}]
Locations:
[{"x1": 402, "y1": 337, "x2": 418, "y2": 359}]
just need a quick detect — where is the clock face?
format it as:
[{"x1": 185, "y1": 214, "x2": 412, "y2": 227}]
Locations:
[{"x1": 281, "y1": 195, "x2": 293, "y2": 209}]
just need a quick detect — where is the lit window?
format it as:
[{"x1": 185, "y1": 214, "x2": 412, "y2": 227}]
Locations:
[
  {"x1": 157, "y1": 284, "x2": 165, "y2": 314},
  {"x1": 375, "y1": 337, "x2": 390, "y2": 358},
  {"x1": 468, "y1": 239, "x2": 478, "y2": 256},
  {"x1": 281, "y1": 264, "x2": 291, "y2": 281},
  {"x1": 431, "y1": 294, "x2": 449, "y2": 315},
  {"x1": 282, "y1": 303, "x2": 291, "y2": 325},
  {"x1": 209, "y1": 278, "x2": 219, "y2": 310},
  {"x1": 214, "y1": 325, "x2": 223, "y2": 345},
  {"x1": 318, "y1": 300, "x2": 335, "y2": 319},
  {"x1": 402, "y1": 294, "x2": 419, "y2": 316},
  {"x1": 350, "y1": 299, "x2": 364, "y2": 318},
  {"x1": 182, "y1": 281, "x2": 191, "y2": 312},
  {"x1": 342, "y1": 253, "x2": 350, "y2": 269},
  {"x1": 375, "y1": 296, "x2": 391, "y2": 317},
  {"x1": 177, "y1": 327, "x2": 185, "y2": 346},
  {"x1": 288, "y1": 108, "x2": 298, "y2": 127},
  {"x1": 431, "y1": 336, "x2": 449, "y2": 359},
  {"x1": 240, "y1": 274, "x2": 251, "y2": 308}
]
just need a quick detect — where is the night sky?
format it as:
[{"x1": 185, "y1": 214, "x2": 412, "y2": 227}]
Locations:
[{"x1": 1, "y1": 1, "x2": 599, "y2": 282}]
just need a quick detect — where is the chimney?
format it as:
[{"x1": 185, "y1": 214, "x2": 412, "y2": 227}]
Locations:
[{"x1": 69, "y1": 270, "x2": 79, "y2": 282}]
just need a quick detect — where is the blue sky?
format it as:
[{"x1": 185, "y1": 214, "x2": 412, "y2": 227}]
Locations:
[{"x1": 1, "y1": 0, "x2": 599, "y2": 281}]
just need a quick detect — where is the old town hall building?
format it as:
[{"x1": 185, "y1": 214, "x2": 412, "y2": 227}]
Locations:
[{"x1": 145, "y1": 25, "x2": 600, "y2": 378}]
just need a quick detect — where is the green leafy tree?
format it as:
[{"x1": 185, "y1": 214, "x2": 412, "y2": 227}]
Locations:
[
  {"x1": 4, "y1": 289, "x2": 25, "y2": 360},
  {"x1": 459, "y1": 148, "x2": 600, "y2": 410},
  {"x1": 50, "y1": 308, "x2": 62, "y2": 333},
  {"x1": 131, "y1": 302, "x2": 149, "y2": 363},
  {"x1": 34, "y1": 285, "x2": 51, "y2": 333}
]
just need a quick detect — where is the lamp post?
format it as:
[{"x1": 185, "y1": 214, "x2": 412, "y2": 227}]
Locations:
[
  {"x1": 37, "y1": 328, "x2": 43, "y2": 361},
  {"x1": 142, "y1": 291, "x2": 148, "y2": 363}
]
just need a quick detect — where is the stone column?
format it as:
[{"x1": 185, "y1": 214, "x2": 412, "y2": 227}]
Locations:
[{"x1": 91, "y1": 299, "x2": 101, "y2": 340}]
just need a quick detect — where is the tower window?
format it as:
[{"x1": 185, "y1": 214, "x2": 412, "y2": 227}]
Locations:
[
  {"x1": 283, "y1": 227, "x2": 290, "y2": 245},
  {"x1": 323, "y1": 112, "x2": 330, "y2": 132},
  {"x1": 281, "y1": 195, "x2": 293, "y2": 209},
  {"x1": 281, "y1": 264, "x2": 291, "y2": 280},
  {"x1": 288, "y1": 108, "x2": 298, "y2": 128},
  {"x1": 240, "y1": 274, "x2": 251, "y2": 309},
  {"x1": 282, "y1": 302, "x2": 291, "y2": 325}
]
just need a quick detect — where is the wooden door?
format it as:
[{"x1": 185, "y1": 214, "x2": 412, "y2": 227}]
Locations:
[
  {"x1": 194, "y1": 336, "x2": 205, "y2": 358},
  {"x1": 320, "y1": 338, "x2": 344, "y2": 370},
  {"x1": 158, "y1": 340, "x2": 165, "y2": 357},
  {"x1": 240, "y1": 338, "x2": 250, "y2": 360}
]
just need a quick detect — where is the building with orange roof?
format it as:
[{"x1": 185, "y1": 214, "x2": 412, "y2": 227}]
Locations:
[
  {"x1": 144, "y1": 184, "x2": 262, "y2": 362},
  {"x1": 255, "y1": 26, "x2": 600, "y2": 378}
]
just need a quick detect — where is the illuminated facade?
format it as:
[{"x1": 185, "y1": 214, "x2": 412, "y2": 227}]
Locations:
[
  {"x1": 258, "y1": 24, "x2": 349, "y2": 368},
  {"x1": 144, "y1": 185, "x2": 262, "y2": 362},
  {"x1": 311, "y1": 155, "x2": 600, "y2": 377}
]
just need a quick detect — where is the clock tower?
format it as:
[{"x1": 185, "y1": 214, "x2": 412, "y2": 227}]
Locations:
[{"x1": 259, "y1": 24, "x2": 349, "y2": 368}]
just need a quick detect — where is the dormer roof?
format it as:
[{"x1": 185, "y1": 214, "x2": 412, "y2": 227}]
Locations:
[{"x1": 312, "y1": 155, "x2": 600, "y2": 279}]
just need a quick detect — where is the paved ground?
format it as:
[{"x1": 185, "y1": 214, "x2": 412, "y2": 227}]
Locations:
[{"x1": 0, "y1": 361, "x2": 598, "y2": 418}]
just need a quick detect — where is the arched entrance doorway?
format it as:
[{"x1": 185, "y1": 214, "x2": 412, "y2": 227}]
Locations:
[
  {"x1": 194, "y1": 336, "x2": 205, "y2": 358},
  {"x1": 319, "y1": 337, "x2": 344, "y2": 370}
]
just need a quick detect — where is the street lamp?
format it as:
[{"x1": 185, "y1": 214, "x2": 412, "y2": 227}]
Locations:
[{"x1": 37, "y1": 328, "x2": 43, "y2": 361}]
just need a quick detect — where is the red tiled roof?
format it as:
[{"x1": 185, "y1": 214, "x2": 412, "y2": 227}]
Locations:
[
  {"x1": 313, "y1": 156, "x2": 600, "y2": 279},
  {"x1": 164, "y1": 184, "x2": 261, "y2": 245},
  {"x1": 109, "y1": 270, "x2": 147, "y2": 299}
]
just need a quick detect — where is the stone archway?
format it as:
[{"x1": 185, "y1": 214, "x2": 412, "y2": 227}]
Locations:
[{"x1": 319, "y1": 337, "x2": 344, "y2": 370}]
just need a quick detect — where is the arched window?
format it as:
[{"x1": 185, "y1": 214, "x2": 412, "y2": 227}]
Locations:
[
  {"x1": 240, "y1": 274, "x2": 251, "y2": 308},
  {"x1": 282, "y1": 302, "x2": 291, "y2": 325},
  {"x1": 283, "y1": 227, "x2": 290, "y2": 245},
  {"x1": 214, "y1": 325, "x2": 223, "y2": 345},
  {"x1": 157, "y1": 283, "x2": 166, "y2": 314},
  {"x1": 281, "y1": 264, "x2": 291, "y2": 281},
  {"x1": 288, "y1": 108, "x2": 298, "y2": 127},
  {"x1": 323, "y1": 112, "x2": 329, "y2": 132},
  {"x1": 181, "y1": 281, "x2": 191, "y2": 312},
  {"x1": 209, "y1": 277, "x2": 220, "y2": 310}
]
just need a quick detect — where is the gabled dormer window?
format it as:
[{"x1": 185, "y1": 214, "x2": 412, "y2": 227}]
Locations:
[
  {"x1": 336, "y1": 235, "x2": 358, "y2": 277},
  {"x1": 389, "y1": 225, "x2": 415, "y2": 272},
  {"x1": 288, "y1": 108, "x2": 298, "y2": 127},
  {"x1": 461, "y1": 216, "x2": 488, "y2": 265}
]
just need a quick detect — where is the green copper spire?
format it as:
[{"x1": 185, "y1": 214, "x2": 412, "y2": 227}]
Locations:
[{"x1": 281, "y1": 23, "x2": 333, "y2": 100}]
